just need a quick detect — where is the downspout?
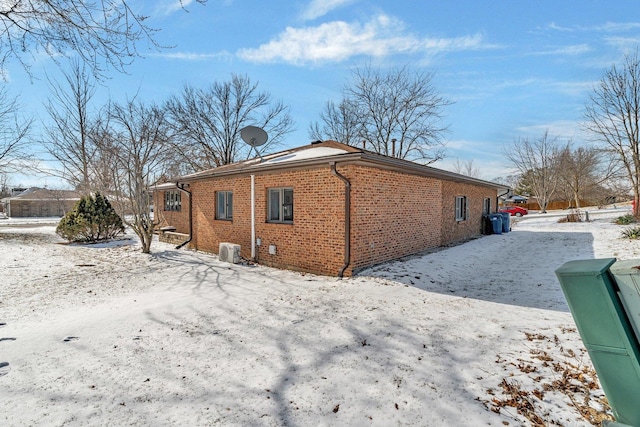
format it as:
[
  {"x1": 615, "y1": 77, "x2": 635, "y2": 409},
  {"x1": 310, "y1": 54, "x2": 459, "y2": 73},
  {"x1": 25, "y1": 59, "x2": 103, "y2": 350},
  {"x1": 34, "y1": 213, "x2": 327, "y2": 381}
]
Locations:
[
  {"x1": 175, "y1": 182, "x2": 193, "y2": 250},
  {"x1": 330, "y1": 162, "x2": 351, "y2": 278},
  {"x1": 251, "y1": 174, "x2": 256, "y2": 260},
  {"x1": 497, "y1": 188, "x2": 510, "y2": 212}
]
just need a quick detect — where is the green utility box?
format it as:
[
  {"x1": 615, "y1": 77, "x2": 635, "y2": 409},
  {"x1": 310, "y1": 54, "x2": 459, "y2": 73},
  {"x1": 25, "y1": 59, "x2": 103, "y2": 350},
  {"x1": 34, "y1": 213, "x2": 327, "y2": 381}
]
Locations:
[
  {"x1": 555, "y1": 258, "x2": 640, "y2": 427},
  {"x1": 610, "y1": 260, "x2": 640, "y2": 343}
]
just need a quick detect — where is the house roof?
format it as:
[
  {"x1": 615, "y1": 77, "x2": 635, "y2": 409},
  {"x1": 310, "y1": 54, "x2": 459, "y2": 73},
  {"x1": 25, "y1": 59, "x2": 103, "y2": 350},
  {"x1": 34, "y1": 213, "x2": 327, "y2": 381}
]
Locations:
[
  {"x1": 2, "y1": 188, "x2": 83, "y2": 202},
  {"x1": 155, "y1": 140, "x2": 509, "y2": 191}
]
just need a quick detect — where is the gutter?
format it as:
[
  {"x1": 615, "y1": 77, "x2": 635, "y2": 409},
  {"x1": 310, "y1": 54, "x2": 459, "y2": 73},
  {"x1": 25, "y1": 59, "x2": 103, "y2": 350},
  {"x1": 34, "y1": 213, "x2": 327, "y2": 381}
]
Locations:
[
  {"x1": 497, "y1": 188, "x2": 510, "y2": 212},
  {"x1": 330, "y1": 162, "x2": 351, "y2": 278},
  {"x1": 177, "y1": 152, "x2": 506, "y2": 191},
  {"x1": 175, "y1": 182, "x2": 193, "y2": 250}
]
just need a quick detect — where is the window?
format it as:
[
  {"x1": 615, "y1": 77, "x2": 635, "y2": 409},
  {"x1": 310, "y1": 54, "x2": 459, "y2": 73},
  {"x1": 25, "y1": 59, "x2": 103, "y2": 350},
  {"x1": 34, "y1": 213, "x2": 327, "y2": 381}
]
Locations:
[
  {"x1": 483, "y1": 197, "x2": 491, "y2": 215},
  {"x1": 455, "y1": 196, "x2": 467, "y2": 221},
  {"x1": 267, "y1": 188, "x2": 293, "y2": 223},
  {"x1": 216, "y1": 191, "x2": 233, "y2": 220},
  {"x1": 164, "y1": 190, "x2": 181, "y2": 212}
]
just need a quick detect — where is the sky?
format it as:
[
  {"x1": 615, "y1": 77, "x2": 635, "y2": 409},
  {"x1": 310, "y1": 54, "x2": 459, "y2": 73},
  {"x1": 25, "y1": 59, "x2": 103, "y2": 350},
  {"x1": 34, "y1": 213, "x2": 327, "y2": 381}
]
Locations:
[{"x1": 5, "y1": 0, "x2": 640, "y2": 187}]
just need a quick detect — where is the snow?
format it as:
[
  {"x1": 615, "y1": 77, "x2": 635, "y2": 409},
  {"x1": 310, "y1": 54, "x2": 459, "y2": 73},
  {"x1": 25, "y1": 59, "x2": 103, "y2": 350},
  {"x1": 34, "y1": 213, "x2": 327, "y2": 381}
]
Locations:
[
  {"x1": 261, "y1": 146, "x2": 348, "y2": 164},
  {"x1": 0, "y1": 207, "x2": 634, "y2": 426}
]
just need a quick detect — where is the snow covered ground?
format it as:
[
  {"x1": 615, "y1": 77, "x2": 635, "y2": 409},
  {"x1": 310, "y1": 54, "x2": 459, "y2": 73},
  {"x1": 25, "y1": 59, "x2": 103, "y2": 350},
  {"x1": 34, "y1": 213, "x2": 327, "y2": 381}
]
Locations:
[{"x1": 0, "y1": 207, "x2": 636, "y2": 426}]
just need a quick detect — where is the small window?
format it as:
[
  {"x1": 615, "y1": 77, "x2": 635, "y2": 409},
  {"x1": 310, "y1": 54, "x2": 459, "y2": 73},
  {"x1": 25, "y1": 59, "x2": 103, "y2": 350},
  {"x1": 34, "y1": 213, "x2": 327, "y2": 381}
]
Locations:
[
  {"x1": 455, "y1": 196, "x2": 467, "y2": 221},
  {"x1": 267, "y1": 188, "x2": 293, "y2": 223},
  {"x1": 164, "y1": 190, "x2": 181, "y2": 212},
  {"x1": 483, "y1": 197, "x2": 491, "y2": 215},
  {"x1": 216, "y1": 191, "x2": 233, "y2": 220}
]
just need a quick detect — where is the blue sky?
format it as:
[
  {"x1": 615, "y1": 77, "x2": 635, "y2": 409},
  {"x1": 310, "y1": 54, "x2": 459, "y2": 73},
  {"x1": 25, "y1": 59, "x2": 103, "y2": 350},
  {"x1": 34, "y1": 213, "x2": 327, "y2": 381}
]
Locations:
[{"x1": 6, "y1": 0, "x2": 640, "y2": 187}]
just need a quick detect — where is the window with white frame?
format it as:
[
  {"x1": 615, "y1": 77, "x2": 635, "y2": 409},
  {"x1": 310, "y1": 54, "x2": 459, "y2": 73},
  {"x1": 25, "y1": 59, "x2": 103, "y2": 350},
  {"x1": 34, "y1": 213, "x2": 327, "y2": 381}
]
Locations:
[
  {"x1": 455, "y1": 196, "x2": 468, "y2": 221},
  {"x1": 216, "y1": 191, "x2": 233, "y2": 220},
  {"x1": 164, "y1": 190, "x2": 181, "y2": 212},
  {"x1": 483, "y1": 197, "x2": 491, "y2": 215},
  {"x1": 267, "y1": 188, "x2": 293, "y2": 223}
]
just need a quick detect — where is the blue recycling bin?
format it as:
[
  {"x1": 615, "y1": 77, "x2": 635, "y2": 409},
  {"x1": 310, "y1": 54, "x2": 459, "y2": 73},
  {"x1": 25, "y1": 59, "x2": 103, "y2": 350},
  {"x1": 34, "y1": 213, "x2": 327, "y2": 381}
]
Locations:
[
  {"x1": 498, "y1": 212, "x2": 510, "y2": 233},
  {"x1": 488, "y1": 213, "x2": 503, "y2": 235}
]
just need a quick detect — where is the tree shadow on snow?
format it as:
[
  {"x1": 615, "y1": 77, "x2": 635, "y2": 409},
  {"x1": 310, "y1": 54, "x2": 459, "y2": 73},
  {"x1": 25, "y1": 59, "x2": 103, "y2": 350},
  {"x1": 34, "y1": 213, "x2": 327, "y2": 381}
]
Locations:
[
  {"x1": 2, "y1": 285, "x2": 507, "y2": 426},
  {"x1": 361, "y1": 230, "x2": 597, "y2": 312}
]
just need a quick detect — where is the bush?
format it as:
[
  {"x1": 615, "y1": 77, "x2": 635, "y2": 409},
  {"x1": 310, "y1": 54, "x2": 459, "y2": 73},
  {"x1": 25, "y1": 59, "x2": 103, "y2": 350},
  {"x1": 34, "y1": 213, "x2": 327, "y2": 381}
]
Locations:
[
  {"x1": 558, "y1": 211, "x2": 584, "y2": 223},
  {"x1": 56, "y1": 192, "x2": 125, "y2": 243},
  {"x1": 621, "y1": 226, "x2": 640, "y2": 240},
  {"x1": 615, "y1": 214, "x2": 636, "y2": 225}
]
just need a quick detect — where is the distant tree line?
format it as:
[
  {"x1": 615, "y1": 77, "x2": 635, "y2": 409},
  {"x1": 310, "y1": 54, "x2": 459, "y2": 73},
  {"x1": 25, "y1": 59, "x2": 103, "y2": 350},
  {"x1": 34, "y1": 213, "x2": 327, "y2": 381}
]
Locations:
[
  {"x1": 502, "y1": 131, "x2": 620, "y2": 213},
  {"x1": 503, "y1": 51, "x2": 640, "y2": 215}
]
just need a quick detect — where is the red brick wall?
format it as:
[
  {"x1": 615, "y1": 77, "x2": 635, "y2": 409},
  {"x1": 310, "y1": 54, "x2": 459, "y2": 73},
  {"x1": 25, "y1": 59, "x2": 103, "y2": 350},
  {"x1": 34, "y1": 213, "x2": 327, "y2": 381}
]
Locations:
[
  {"x1": 154, "y1": 190, "x2": 191, "y2": 235},
  {"x1": 159, "y1": 165, "x2": 498, "y2": 277},
  {"x1": 346, "y1": 165, "x2": 443, "y2": 274},
  {"x1": 189, "y1": 167, "x2": 347, "y2": 276},
  {"x1": 190, "y1": 176, "x2": 252, "y2": 256},
  {"x1": 440, "y1": 181, "x2": 496, "y2": 245}
]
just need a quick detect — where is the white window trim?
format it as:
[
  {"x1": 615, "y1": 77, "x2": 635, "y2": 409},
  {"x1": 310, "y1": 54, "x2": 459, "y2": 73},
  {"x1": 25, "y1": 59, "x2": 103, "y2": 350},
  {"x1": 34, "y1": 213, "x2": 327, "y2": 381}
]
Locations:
[
  {"x1": 164, "y1": 190, "x2": 181, "y2": 212},
  {"x1": 455, "y1": 196, "x2": 468, "y2": 221}
]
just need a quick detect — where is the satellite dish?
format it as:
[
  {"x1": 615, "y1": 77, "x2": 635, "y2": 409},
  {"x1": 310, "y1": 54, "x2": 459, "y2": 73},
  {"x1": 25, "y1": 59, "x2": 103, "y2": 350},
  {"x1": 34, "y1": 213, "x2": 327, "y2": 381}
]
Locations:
[{"x1": 241, "y1": 126, "x2": 268, "y2": 147}]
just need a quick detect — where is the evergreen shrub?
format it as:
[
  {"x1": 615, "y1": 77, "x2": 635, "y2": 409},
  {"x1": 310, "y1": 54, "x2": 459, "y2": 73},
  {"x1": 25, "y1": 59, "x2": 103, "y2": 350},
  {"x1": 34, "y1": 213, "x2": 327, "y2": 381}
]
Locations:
[{"x1": 56, "y1": 192, "x2": 125, "y2": 243}]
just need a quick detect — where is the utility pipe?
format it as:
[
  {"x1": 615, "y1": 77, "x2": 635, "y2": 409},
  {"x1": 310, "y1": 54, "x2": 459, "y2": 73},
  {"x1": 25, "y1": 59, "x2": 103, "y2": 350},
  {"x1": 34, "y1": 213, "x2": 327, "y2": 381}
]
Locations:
[
  {"x1": 330, "y1": 162, "x2": 351, "y2": 278},
  {"x1": 497, "y1": 188, "x2": 510, "y2": 212},
  {"x1": 251, "y1": 174, "x2": 256, "y2": 259}
]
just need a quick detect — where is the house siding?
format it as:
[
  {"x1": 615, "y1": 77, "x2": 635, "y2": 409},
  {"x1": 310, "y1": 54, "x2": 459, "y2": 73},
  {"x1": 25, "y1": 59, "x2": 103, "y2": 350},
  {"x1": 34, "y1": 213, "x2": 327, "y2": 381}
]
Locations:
[
  {"x1": 190, "y1": 177, "x2": 252, "y2": 256},
  {"x1": 155, "y1": 190, "x2": 191, "y2": 235},
  {"x1": 8, "y1": 199, "x2": 77, "y2": 217},
  {"x1": 440, "y1": 181, "x2": 496, "y2": 245},
  {"x1": 153, "y1": 142, "x2": 505, "y2": 277},
  {"x1": 347, "y1": 165, "x2": 443, "y2": 275},
  {"x1": 188, "y1": 167, "x2": 347, "y2": 276}
]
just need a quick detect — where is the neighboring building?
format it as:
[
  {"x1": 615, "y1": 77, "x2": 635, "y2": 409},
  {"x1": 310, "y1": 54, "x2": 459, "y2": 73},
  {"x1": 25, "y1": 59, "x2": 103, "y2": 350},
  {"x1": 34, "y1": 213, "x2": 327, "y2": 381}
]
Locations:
[
  {"x1": 1, "y1": 188, "x2": 82, "y2": 218},
  {"x1": 153, "y1": 140, "x2": 508, "y2": 277}
]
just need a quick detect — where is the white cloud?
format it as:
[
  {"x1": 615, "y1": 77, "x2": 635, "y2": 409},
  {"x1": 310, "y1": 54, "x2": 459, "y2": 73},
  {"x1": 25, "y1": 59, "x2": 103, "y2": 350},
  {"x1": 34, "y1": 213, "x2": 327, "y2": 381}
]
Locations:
[
  {"x1": 549, "y1": 80, "x2": 596, "y2": 96},
  {"x1": 237, "y1": 14, "x2": 488, "y2": 65},
  {"x1": 546, "y1": 21, "x2": 640, "y2": 33},
  {"x1": 515, "y1": 120, "x2": 587, "y2": 140},
  {"x1": 149, "y1": 51, "x2": 233, "y2": 61},
  {"x1": 605, "y1": 36, "x2": 640, "y2": 51},
  {"x1": 155, "y1": 0, "x2": 195, "y2": 16},
  {"x1": 301, "y1": 0, "x2": 355, "y2": 21},
  {"x1": 530, "y1": 44, "x2": 591, "y2": 56},
  {"x1": 593, "y1": 22, "x2": 640, "y2": 32}
]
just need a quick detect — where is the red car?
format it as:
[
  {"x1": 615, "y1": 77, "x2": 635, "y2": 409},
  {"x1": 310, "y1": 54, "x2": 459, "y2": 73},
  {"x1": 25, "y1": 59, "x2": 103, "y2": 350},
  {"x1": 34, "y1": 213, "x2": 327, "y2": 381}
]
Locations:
[{"x1": 499, "y1": 206, "x2": 528, "y2": 217}]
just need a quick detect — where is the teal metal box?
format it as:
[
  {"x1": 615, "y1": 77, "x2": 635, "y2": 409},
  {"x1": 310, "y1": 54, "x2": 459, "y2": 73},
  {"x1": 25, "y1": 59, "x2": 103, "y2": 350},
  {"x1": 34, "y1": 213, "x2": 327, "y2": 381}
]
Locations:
[{"x1": 555, "y1": 258, "x2": 640, "y2": 426}]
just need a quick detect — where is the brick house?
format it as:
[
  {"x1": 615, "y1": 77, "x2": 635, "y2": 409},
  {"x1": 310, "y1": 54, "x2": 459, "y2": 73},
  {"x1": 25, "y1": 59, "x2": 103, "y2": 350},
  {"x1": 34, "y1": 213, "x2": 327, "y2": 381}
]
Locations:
[
  {"x1": 1, "y1": 188, "x2": 82, "y2": 218},
  {"x1": 153, "y1": 140, "x2": 508, "y2": 277}
]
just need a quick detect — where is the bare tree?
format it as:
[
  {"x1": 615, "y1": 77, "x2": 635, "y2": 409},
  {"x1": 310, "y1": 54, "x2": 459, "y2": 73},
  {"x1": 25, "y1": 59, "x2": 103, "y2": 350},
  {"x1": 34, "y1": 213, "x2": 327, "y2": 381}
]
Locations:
[
  {"x1": 0, "y1": 0, "x2": 205, "y2": 79},
  {"x1": 98, "y1": 99, "x2": 171, "y2": 253},
  {"x1": 451, "y1": 158, "x2": 481, "y2": 178},
  {"x1": 166, "y1": 74, "x2": 294, "y2": 170},
  {"x1": 556, "y1": 144, "x2": 618, "y2": 208},
  {"x1": 491, "y1": 174, "x2": 522, "y2": 193},
  {"x1": 310, "y1": 64, "x2": 451, "y2": 162},
  {"x1": 505, "y1": 131, "x2": 560, "y2": 213},
  {"x1": 0, "y1": 86, "x2": 32, "y2": 173},
  {"x1": 584, "y1": 51, "x2": 640, "y2": 216},
  {"x1": 43, "y1": 59, "x2": 97, "y2": 192},
  {"x1": 308, "y1": 99, "x2": 362, "y2": 145},
  {"x1": 0, "y1": 172, "x2": 10, "y2": 198}
]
